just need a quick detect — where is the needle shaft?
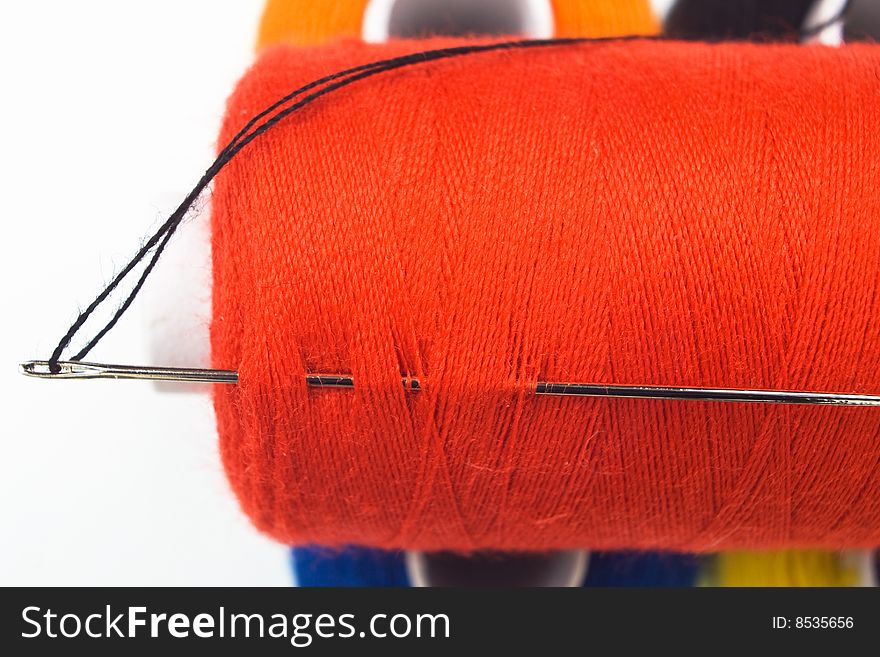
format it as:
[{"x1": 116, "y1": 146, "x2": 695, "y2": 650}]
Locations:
[{"x1": 20, "y1": 360, "x2": 880, "y2": 407}]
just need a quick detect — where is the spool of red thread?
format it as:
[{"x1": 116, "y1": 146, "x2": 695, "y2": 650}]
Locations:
[{"x1": 211, "y1": 39, "x2": 880, "y2": 552}]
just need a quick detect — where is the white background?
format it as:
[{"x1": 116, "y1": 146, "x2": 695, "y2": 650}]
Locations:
[{"x1": 0, "y1": 0, "x2": 290, "y2": 586}]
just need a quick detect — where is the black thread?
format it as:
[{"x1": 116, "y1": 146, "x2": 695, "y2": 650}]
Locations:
[
  {"x1": 46, "y1": 10, "x2": 852, "y2": 372},
  {"x1": 46, "y1": 38, "x2": 606, "y2": 372}
]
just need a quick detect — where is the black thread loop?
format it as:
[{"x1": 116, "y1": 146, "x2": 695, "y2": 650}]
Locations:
[{"x1": 47, "y1": 7, "x2": 850, "y2": 371}]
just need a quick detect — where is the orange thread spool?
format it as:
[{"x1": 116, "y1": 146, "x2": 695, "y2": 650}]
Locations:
[
  {"x1": 256, "y1": 0, "x2": 658, "y2": 49},
  {"x1": 211, "y1": 39, "x2": 880, "y2": 552}
]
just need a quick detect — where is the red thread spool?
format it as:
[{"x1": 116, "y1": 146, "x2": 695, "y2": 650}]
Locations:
[{"x1": 211, "y1": 39, "x2": 880, "y2": 552}]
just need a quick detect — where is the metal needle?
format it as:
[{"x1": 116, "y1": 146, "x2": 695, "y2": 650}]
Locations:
[{"x1": 20, "y1": 360, "x2": 880, "y2": 407}]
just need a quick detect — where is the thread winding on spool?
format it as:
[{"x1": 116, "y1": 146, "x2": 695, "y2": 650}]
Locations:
[
  {"x1": 261, "y1": 2, "x2": 661, "y2": 584},
  {"x1": 663, "y1": 0, "x2": 875, "y2": 585},
  {"x1": 255, "y1": 1, "x2": 873, "y2": 583},
  {"x1": 210, "y1": 39, "x2": 880, "y2": 552}
]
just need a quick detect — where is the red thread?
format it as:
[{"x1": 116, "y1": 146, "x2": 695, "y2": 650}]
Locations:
[{"x1": 211, "y1": 39, "x2": 880, "y2": 551}]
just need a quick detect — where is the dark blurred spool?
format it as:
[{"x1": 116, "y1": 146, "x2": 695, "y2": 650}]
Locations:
[
  {"x1": 664, "y1": 0, "x2": 817, "y2": 40},
  {"x1": 846, "y1": 0, "x2": 880, "y2": 40}
]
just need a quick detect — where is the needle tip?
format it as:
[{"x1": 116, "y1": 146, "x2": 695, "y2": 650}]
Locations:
[
  {"x1": 20, "y1": 360, "x2": 59, "y2": 378},
  {"x1": 20, "y1": 360, "x2": 93, "y2": 379}
]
